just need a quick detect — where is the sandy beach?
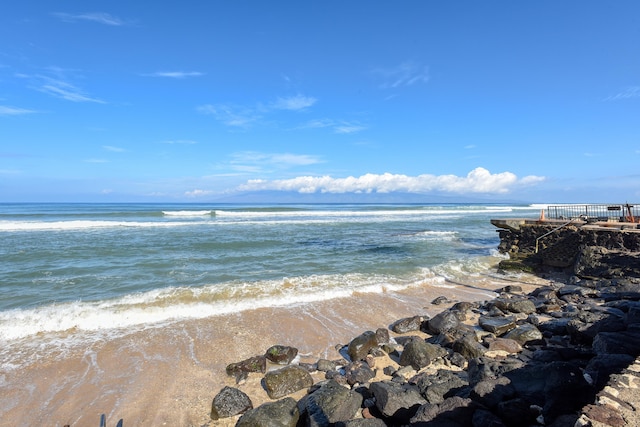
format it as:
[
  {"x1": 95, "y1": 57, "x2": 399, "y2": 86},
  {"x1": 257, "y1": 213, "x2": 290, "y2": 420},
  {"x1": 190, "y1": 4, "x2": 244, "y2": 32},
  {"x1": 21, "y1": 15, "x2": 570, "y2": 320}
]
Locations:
[{"x1": 0, "y1": 272, "x2": 547, "y2": 427}]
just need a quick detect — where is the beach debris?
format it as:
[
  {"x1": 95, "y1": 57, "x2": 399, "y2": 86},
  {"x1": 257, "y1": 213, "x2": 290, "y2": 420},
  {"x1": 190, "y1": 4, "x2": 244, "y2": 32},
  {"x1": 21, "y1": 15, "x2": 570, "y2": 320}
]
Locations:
[{"x1": 210, "y1": 386, "x2": 253, "y2": 420}]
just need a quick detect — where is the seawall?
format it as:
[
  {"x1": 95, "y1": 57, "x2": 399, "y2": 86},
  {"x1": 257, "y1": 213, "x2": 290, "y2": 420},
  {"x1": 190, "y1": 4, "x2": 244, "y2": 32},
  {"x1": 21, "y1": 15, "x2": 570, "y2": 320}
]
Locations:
[
  {"x1": 491, "y1": 218, "x2": 640, "y2": 279},
  {"x1": 493, "y1": 217, "x2": 640, "y2": 426}
]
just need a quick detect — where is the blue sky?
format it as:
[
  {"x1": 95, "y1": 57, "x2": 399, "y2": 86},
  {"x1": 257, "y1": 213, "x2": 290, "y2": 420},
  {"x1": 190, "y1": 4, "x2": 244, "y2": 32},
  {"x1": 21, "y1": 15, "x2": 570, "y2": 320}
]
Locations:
[{"x1": 1, "y1": 1, "x2": 639, "y2": 203}]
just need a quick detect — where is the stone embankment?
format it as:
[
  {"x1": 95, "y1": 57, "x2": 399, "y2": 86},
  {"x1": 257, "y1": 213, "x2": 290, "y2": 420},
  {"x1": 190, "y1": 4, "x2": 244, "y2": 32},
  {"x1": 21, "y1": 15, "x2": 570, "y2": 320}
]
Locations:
[
  {"x1": 207, "y1": 219, "x2": 640, "y2": 426},
  {"x1": 491, "y1": 218, "x2": 640, "y2": 278}
]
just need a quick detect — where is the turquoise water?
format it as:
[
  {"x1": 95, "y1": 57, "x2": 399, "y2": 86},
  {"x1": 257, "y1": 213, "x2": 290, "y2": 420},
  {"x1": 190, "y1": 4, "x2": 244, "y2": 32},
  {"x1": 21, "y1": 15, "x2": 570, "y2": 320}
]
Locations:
[{"x1": 0, "y1": 203, "x2": 542, "y2": 341}]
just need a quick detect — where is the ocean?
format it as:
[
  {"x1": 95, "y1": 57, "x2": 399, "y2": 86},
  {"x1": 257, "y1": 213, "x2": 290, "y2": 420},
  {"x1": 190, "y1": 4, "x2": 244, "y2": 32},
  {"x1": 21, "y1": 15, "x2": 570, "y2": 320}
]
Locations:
[{"x1": 0, "y1": 202, "x2": 545, "y2": 426}]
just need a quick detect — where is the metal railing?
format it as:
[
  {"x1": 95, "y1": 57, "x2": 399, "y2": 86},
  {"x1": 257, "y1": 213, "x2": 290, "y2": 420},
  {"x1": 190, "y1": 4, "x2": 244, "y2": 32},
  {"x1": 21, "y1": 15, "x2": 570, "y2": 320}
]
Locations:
[
  {"x1": 535, "y1": 218, "x2": 578, "y2": 253},
  {"x1": 546, "y1": 204, "x2": 640, "y2": 222}
]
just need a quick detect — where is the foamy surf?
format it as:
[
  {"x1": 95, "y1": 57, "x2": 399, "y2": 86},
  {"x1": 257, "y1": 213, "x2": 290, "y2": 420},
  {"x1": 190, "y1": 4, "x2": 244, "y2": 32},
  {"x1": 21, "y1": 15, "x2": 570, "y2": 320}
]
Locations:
[
  {"x1": 162, "y1": 210, "x2": 215, "y2": 217},
  {"x1": 0, "y1": 256, "x2": 503, "y2": 342}
]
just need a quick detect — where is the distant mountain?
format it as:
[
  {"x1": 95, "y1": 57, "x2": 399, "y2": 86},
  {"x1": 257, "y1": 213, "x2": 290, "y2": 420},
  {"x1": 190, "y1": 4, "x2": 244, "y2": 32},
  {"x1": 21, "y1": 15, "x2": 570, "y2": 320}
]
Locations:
[{"x1": 210, "y1": 190, "x2": 528, "y2": 204}]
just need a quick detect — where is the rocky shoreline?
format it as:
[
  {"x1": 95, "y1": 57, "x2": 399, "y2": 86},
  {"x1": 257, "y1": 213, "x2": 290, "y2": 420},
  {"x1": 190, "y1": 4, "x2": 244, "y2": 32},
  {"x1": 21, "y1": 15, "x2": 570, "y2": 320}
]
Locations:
[{"x1": 208, "y1": 224, "x2": 640, "y2": 426}]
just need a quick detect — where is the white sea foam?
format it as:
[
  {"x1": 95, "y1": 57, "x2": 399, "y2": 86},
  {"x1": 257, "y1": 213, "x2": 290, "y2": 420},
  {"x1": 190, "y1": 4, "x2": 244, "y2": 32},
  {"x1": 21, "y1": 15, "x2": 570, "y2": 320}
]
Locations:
[
  {"x1": 0, "y1": 254, "x2": 504, "y2": 343},
  {"x1": 0, "y1": 220, "x2": 201, "y2": 232},
  {"x1": 411, "y1": 230, "x2": 457, "y2": 241},
  {"x1": 162, "y1": 210, "x2": 214, "y2": 217}
]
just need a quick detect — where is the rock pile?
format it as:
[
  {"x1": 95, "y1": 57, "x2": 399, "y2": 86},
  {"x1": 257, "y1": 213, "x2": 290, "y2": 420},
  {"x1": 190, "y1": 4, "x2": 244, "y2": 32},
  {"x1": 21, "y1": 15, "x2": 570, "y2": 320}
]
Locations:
[{"x1": 210, "y1": 277, "x2": 640, "y2": 426}]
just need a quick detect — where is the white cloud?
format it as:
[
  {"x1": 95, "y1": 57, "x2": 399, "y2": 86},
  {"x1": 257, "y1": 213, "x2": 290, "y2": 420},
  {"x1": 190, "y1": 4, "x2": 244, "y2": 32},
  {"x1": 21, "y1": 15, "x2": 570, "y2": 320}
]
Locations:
[
  {"x1": 334, "y1": 124, "x2": 367, "y2": 134},
  {"x1": 272, "y1": 94, "x2": 316, "y2": 111},
  {"x1": 197, "y1": 104, "x2": 260, "y2": 128},
  {"x1": 228, "y1": 151, "x2": 323, "y2": 173},
  {"x1": 374, "y1": 61, "x2": 430, "y2": 89},
  {"x1": 18, "y1": 69, "x2": 104, "y2": 103},
  {"x1": 0, "y1": 105, "x2": 36, "y2": 116},
  {"x1": 145, "y1": 71, "x2": 204, "y2": 79},
  {"x1": 606, "y1": 86, "x2": 640, "y2": 101},
  {"x1": 40, "y1": 79, "x2": 104, "y2": 103},
  {"x1": 198, "y1": 93, "x2": 317, "y2": 128},
  {"x1": 103, "y1": 145, "x2": 126, "y2": 152},
  {"x1": 299, "y1": 118, "x2": 367, "y2": 134},
  {"x1": 185, "y1": 189, "x2": 214, "y2": 198},
  {"x1": 238, "y1": 167, "x2": 545, "y2": 194},
  {"x1": 53, "y1": 12, "x2": 126, "y2": 26}
]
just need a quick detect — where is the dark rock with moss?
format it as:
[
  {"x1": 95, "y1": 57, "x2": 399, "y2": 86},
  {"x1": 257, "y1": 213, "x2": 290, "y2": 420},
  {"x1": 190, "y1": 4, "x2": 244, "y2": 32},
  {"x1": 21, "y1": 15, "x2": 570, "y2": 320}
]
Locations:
[
  {"x1": 226, "y1": 356, "x2": 267, "y2": 382},
  {"x1": 265, "y1": 345, "x2": 298, "y2": 365},
  {"x1": 264, "y1": 365, "x2": 314, "y2": 399}
]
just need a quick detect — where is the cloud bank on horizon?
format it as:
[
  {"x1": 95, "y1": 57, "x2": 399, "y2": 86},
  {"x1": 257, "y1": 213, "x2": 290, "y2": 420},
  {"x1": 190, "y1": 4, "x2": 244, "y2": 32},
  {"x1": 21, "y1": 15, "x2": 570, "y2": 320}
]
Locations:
[{"x1": 232, "y1": 167, "x2": 544, "y2": 195}]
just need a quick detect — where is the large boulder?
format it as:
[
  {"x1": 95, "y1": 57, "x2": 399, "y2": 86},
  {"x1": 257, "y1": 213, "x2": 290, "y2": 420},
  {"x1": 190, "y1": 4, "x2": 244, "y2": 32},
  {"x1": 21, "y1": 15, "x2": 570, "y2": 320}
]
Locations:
[
  {"x1": 409, "y1": 396, "x2": 478, "y2": 426},
  {"x1": 592, "y1": 327, "x2": 640, "y2": 356},
  {"x1": 264, "y1": 365, "x2": 314, "y2": 399},
  {"x1": 399, "y1": 338, "x2": 446, "y2": 370},
  {"x1": 369, "y1": 381, "x2": 426, "y2": 423},
  {"x1": 410, "y1": 369, "x2": 469, "y2": 404},
  {"x1": 210, "y1": 386, "x2": 252, "y2": 420},
  {"x1": 484, "y1": 337, "x2": 523, "y2": 354},
  {"x1": 493, "y1": 297, "x2": 537, "y2": 315},
  {"x1": 426, "y1": 310, "x2": 462, "y2": 335},
  {"x1": 479, "y1": 316, "x2": 517, "y2": 336},
  {"x1": 344, "y1": 361, "x2": 376, "y2": 386},
  {"x1": 391, "y1": 316, "x2": 423, "y2": 333},
  {"x1": 236, "y1": 397, "x2": 299, "y2": 427},
  {"x1": 503, "y1": 323, "x2": 543, "y2": 345},
  {"x1": 467, "y1": 357, "x2": 525, "y2": 386},
  {"x1": 452, "y1": 335, "x2": 487, "y2": 360},
  {"x1": 347, "y1": 331, "x2": 378, "y2": 361},
  {"x1": 469, "y1": 376, "x2": 515, "y2": 409},
  {"x1": 303, "y1": 379, "x2": 363, "y2": 426}
]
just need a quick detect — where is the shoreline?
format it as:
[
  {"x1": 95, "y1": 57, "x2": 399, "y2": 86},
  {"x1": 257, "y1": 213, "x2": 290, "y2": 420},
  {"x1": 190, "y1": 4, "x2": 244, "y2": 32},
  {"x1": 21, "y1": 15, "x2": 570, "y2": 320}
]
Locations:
[{"x1": 0, "y1": 270, "x2": 548, "y2": 426}]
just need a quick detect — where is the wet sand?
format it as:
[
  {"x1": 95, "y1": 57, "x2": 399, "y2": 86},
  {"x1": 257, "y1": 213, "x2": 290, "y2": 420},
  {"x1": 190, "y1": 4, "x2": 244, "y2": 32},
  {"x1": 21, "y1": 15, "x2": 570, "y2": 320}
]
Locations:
[{"x1": 0, "y1": 273, "x2": 547, "y2": 427}]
